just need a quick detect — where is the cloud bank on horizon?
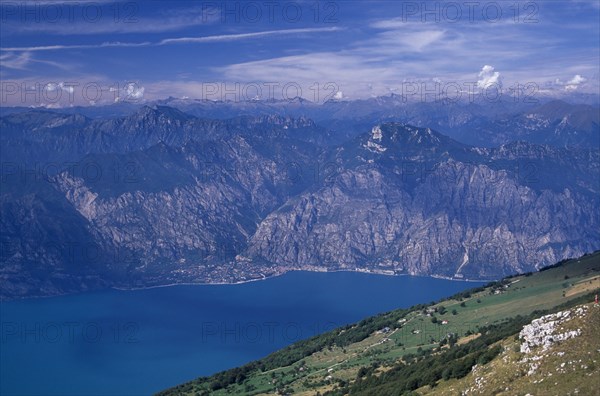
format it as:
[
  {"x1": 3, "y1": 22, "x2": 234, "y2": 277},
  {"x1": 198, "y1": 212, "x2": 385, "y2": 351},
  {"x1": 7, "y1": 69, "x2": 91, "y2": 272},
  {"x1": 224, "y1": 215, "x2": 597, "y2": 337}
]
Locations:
[{"x1": 0, "y1": 0, "x2": 598, "y2": 106}]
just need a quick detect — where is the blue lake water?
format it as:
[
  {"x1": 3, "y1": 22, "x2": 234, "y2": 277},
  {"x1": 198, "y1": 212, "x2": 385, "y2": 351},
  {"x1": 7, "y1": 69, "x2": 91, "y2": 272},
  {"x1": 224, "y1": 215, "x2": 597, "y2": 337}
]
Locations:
[{"x1": 0, "y1": 271, "x2": 484, "y2": 395}]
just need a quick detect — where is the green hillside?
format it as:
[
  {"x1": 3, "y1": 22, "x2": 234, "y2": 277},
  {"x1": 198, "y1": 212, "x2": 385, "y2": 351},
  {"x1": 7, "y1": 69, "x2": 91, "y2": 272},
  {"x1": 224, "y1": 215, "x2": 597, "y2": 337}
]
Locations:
[{"x1": 158, "y1": 252, "x2": 600, "y2": 396}]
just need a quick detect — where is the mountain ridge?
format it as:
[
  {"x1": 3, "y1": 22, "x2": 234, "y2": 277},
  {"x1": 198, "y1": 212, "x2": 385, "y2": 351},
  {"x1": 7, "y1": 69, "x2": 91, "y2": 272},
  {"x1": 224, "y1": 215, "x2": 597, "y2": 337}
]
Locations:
[{"x1": 1, "y1": 107, "x2": 599, "y2": 298}]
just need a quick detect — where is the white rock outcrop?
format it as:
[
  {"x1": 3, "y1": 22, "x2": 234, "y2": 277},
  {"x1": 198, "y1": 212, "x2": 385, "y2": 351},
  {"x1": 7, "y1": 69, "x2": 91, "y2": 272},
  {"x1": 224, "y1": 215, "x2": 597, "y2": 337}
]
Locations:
[{"x1": 518, "y1": 306, "x2": 588, "y2": 375}]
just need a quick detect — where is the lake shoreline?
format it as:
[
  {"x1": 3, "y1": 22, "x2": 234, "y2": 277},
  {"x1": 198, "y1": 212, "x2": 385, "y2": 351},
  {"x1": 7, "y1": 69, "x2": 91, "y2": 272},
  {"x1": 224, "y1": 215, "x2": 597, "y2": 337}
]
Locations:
[
  {"x1": 112, "y1": 268, "x2": 494, "y2": 293},
  {"x1": 1, "y1": 268, "x2": 496, "y2": 303}
]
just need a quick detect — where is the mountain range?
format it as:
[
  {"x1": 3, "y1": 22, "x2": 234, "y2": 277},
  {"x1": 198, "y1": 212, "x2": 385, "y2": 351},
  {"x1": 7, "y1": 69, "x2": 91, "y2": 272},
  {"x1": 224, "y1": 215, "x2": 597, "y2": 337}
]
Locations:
[{"x1": 1, "y1": 98, "x2": 599, "y2": 298}]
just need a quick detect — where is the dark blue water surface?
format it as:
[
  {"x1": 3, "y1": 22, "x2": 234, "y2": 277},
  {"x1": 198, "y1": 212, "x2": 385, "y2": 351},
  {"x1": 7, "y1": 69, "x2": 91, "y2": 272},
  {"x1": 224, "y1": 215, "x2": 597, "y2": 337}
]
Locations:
[{"x1": 0, "y1": 271, "x2": 483, "y2": 395}]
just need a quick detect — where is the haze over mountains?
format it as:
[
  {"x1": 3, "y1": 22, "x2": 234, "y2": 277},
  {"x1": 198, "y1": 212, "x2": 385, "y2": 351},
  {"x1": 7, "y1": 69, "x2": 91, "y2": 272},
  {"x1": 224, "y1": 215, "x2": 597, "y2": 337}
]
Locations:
[{"x1": 1, "y1": 97, "x2": 599, "y2": 298}]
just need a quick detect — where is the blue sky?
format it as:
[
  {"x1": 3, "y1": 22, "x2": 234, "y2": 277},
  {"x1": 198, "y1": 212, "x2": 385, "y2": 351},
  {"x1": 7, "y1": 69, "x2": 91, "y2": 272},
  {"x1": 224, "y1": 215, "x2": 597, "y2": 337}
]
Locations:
[{"x1": 1, "y1": 0, "x2": 599, "y2": 106}]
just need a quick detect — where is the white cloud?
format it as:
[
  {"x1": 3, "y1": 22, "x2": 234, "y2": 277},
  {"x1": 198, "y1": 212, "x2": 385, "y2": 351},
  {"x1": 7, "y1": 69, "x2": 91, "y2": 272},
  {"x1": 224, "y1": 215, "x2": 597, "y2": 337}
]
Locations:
[
  {"x1": 333, "y1": 91, "x2": 344, "y2": 100},
  {"x1": 567, "y1": 74, "x2": 586, "y2": 85},
  {"x1": 44, "y1": 82, "x2": 75, "y2": 94},
  {"x1": 565, "y1": 74, "x2": 586, "y2": 90},
  {"x1": 477, "y1": 65, "x2": 501, "y2": 89},
  {"x1": 115, "y1": 83, "x2": 145, "y2": 102},
  {"x1": 125, "y1": 83, "x2": 145, "y2": 99}
]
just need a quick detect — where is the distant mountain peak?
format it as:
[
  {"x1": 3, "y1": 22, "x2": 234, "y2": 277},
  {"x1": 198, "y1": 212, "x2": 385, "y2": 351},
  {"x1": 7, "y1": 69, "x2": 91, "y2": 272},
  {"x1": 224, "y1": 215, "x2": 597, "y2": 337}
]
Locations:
[
  {"x1": 372, "y1": 123, "x2": 448, "y2": 148},
  {"x1": 286, "y1": 96, "x2": 312, "y2": 104},
  {"x1": 350, "y1": 123, "x2": 469, "y2": 163},
  {"x1": 128, "y1": 105, "x2": 193, "y2": 124}
]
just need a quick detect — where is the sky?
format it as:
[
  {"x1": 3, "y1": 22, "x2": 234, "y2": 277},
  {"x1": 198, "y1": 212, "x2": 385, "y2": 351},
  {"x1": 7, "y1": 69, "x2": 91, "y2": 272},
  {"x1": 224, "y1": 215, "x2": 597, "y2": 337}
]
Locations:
[{"x1": 1, "y1": 0, "x2": 599, "y2": 106}]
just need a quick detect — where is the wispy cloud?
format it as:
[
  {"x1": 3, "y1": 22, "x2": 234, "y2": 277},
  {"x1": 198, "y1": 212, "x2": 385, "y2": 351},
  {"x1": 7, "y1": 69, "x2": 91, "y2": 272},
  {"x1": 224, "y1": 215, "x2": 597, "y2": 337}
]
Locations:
[
  {"x1": 0, "y1": 51, "x2": 71, "y2": 72},
  {"x1": 4, "y1": 0, "x2": 115, "y2": 4},
  {"x1": 158, "y1": 28, "x2": 342, "y2": 45},
  {"x1": 570, "y1": 0, "x2": 600, "y2": 10},
  {"x1": 1, "y1": 27, "x2": 342, "y2": 52},
  {"x1": 0, "y1": 4, "x2": 219, "y2": 35},
  {"x1": 1, "y1": 42, "x2": 152, "y2": 52},
  {"x1": 0, "y1": 52, "x2": 32, "y2": 70},
  {"x1": 1, "y1": 1, "x2": 598, "y2": 102},
  {"x1": 214, "y1": 15, "x2": 599, "y2": 99},
  {"x1": 376, "y1": 29, "x2": 446, "y2": 52}
]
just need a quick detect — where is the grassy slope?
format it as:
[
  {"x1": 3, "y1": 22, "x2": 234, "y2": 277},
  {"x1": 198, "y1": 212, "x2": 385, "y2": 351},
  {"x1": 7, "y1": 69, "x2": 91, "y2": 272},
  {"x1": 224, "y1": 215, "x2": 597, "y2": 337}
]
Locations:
[
  {"x1": 418, "y1": 302, "x2": 600, "y2": 396},
  {"x1": 158, "y1": 252, "x2": 600, "y2": 396}
]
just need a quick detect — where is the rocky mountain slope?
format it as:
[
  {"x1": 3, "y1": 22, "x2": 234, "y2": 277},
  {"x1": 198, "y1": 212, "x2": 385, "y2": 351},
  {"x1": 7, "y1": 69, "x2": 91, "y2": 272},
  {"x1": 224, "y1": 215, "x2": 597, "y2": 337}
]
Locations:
[
  {"x1": 245, "y1": 124, "x2": 599, "y2": 279},
  {"x1": 1, "y1": 105, "x2": 599, "y2": 298}
]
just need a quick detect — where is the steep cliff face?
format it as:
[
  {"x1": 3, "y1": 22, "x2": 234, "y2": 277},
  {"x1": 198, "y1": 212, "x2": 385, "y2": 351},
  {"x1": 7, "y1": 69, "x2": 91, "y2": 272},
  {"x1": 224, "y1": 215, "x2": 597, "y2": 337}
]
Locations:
[
  {"x1": 0, "y1": 175, "x2": 112, "y2": 297},
  {"x1": 1, "y1": 108, "x2": 599, "y2": 298},
  {"x1": 52, "y1": 139, "x2": 278, "y2": 268},
  {"x1": 245, "y1": 124, "x2": 599, "y2": 279},
  {"x1": 1, "y1": 109, "x2": 326, "y2": 297}
]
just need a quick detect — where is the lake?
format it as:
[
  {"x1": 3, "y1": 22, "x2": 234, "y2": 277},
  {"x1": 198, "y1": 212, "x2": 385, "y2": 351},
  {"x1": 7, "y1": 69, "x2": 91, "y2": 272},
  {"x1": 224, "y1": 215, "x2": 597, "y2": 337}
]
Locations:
[{"x1": 0, "y1": 271, "x2": 484, "y2": 395}]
